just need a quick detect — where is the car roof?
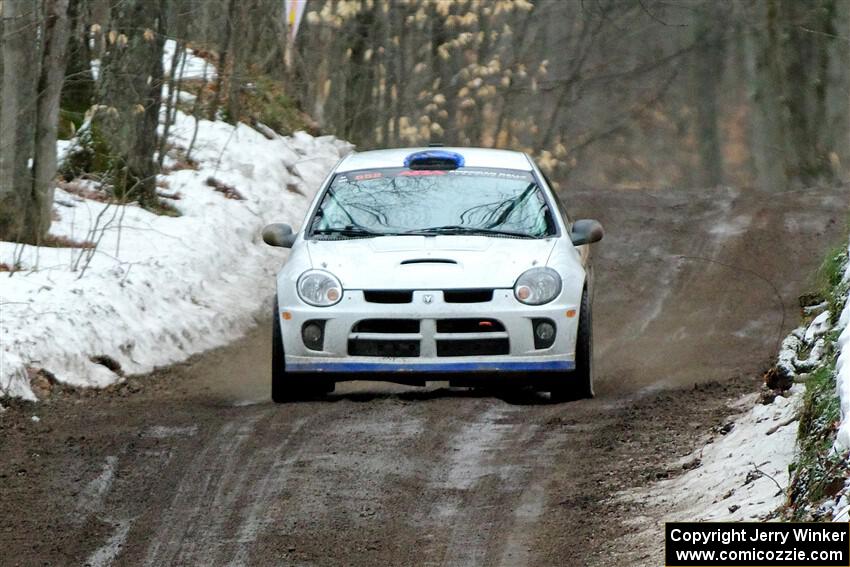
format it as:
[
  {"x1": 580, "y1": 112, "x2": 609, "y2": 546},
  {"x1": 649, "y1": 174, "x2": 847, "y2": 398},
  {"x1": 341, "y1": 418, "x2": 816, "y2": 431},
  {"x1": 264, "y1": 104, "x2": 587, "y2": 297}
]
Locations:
[{"x1": 335, "y1": 147, "x2": 533, "y2": 173}]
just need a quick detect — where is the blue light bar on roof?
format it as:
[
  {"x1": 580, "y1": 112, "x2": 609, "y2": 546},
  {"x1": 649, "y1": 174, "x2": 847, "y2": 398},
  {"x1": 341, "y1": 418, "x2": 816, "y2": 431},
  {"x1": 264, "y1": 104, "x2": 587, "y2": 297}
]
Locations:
[{"x1": 404, "y1": 150, "x2": 465, "y2": 170}]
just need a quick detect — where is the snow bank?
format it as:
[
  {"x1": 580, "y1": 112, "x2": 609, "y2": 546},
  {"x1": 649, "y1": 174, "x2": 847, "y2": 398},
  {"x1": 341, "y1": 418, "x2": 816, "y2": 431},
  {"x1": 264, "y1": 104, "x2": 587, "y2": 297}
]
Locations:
[
  {"x1": 0, "y1": 111, "x2": 351, "y2": 400},
  {"x1": 624, "y1": 301, "x2": 845, "y2": 522},
  {"x1": 827, "y1": 242, "x2": 850, "y2": 521},
  {"x1": 634, "y1": 388, "x2": 802, "y2": 522},
  {"x1": 832, "y1": 244, "x2": 850, "y2": 452}
]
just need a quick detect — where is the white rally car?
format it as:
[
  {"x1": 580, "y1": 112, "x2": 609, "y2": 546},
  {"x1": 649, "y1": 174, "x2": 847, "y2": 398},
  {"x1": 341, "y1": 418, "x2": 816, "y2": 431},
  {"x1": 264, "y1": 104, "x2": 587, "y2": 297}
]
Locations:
[{"x1": 262, "y1": 147, "x2": 603, "y2": 402}]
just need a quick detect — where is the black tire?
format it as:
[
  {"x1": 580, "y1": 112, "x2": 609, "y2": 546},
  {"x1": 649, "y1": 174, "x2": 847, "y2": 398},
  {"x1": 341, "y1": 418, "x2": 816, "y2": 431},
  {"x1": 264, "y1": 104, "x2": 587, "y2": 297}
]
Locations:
[
  {"x1": 549, "y1": 289, "x2": 594, "y2": 402},
  {"x1": 271, "y1": 298, "x2": 332, "y2": 403}
]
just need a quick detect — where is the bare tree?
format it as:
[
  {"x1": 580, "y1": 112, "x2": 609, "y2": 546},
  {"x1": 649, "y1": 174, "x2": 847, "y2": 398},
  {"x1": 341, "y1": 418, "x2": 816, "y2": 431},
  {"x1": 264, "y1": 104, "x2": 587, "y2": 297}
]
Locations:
[
  {"x1": 4, "y1": 0, "x2": 850, "y2": 250},
  {"x1": 746, "y1": 0, "x2": 848, "y2": 189},
  {"x1": 691, "y1": 2, "x2": 727, "y2": 188},
  {"x1": 1, "y1": 0, "x2": 70, "y2": 243},
  {"x1": 0, "y1": 0, "x2": 38, "y2": 241},
  {"x1": 29, "y1": 0, "x2": 72, "y2": 241},
  {"x1": 207, "y1": 0, "x2": 235, "y2": 120},
  {"x1": 61, "y1": 0, "x2": 96, "y2": 132},
  {"x1": 92, "y1": 0, "x2": 166, "y2": 207}
]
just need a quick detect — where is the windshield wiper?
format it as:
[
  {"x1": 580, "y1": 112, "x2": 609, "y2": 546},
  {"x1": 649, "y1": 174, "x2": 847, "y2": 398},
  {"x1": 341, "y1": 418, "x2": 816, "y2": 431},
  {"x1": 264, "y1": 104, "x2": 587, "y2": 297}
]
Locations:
[
  {"x1": 312, "y1": 226, "x2": 396, "y2": 238},
  {"x1": 404, "y1": 225, "x2": 536, "y2": 239}
]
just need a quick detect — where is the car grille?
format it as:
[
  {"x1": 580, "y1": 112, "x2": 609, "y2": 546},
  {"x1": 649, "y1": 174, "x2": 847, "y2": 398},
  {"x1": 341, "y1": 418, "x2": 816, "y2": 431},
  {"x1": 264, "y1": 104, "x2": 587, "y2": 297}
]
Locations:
[
  {"x1": 348, "y1": 318, "x2": 421, "y2": 357},
  {"x1": 353, "y1": 319, "x2": 420, "y2": 334},
  {"x1": 348, "y1": 317, "x2": 509, "y2": 358},
  {"x1": 435, "y1": 317, "x2": 508, "y2": 357},
  {"x1": 443, "y1": 289, "x2": 493, "y2": 303},
  {"x1": 436, "y1": 338, "x2": 509, "y2": 357},
  {"x1": 436, "y1": 318, "x2": 505, "y2": 333},
  {"x1": 348, "y1": 339, "x2": 421, "y2": 357},
  {"x1": 362, "y1": 289, "x2": 494, "y2": 304},
  {"x1": 363, "y1": 290, "x2": 414, "y2": 304}
]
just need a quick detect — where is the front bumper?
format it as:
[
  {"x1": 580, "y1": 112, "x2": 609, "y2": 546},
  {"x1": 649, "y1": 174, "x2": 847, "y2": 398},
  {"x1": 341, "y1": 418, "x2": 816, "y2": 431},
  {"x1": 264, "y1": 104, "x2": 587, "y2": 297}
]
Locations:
[
  {"x1": 279, "y1": 288, "x2": 579, "y2": 375},
  {"x1": 286, "y1": 359, "x2": 575, "y2": 373}
]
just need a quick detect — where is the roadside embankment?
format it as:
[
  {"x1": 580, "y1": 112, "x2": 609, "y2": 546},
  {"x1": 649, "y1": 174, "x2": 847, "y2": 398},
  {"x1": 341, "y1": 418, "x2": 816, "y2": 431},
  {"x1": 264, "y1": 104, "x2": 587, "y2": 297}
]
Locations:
[{"x1": 0, "y1": 111, "x2": 350, "y2": 400}]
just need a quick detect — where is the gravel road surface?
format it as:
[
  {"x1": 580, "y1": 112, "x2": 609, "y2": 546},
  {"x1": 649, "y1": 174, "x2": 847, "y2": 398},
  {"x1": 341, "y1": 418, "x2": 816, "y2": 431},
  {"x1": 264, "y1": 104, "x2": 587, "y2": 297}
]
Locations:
[{"x1": 2, "y1": 185, "x2": 847, "y2": 566}]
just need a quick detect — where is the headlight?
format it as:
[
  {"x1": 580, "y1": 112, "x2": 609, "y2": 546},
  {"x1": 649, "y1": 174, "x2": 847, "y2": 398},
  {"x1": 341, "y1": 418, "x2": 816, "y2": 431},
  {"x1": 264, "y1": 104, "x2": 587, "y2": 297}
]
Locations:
[
  {"x1": 297, "y1": 270, "x2": 343, "y2": 306},
  {"x1": 514, "y1": 267, "x2": 562, "y2": 305}
]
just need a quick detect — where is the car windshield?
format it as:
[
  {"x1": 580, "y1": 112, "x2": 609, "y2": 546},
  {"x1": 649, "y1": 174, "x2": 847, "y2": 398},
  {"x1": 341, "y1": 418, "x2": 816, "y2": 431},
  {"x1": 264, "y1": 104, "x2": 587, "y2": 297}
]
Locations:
[{"x1": 309, "y1": 167, "x2": 556, "y2": 238}]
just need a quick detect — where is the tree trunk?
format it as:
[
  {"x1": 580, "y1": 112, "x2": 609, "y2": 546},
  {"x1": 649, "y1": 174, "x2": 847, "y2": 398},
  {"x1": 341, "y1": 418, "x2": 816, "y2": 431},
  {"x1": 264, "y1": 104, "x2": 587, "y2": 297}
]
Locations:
[
  {"x1": 92, "y1": 0, "x2": 166, "y2": 207},
  {"x1": 28, "y1": 0, "x2": 71, "y2": 243},
  {"x1": 0, "y1": 0, "x2": 39, "y2": 242},
  {"x1": 691, "y1": 3, "x2": 725, "y2": 188},
  {"x1": 208, "y1": 0, "x2": 234, "y2": 121},
  {"x1": 159, "y1": 40, "x2": 184, "y2": 168},
  {"x1": 225, "y1": 0, "x2": 247, "y2": 123},
  {"x1": 747, "y1": 0, "x2": 845, "y2": 189},
  {"x1": 61, "y1": 0, "x2": 96, "y2": 133},
  {"x1": 342, "y1": 7, "x2": 376, "y2": 144},
  {"x1": 826, "y1": 0, "x2": 850, "y2": 174},
  {"x1": 744, "y1": 1, "x2": 785, "y2": 191},
  {"x1": 430, "y1": 1, "x2": 456, "y2": 143}
]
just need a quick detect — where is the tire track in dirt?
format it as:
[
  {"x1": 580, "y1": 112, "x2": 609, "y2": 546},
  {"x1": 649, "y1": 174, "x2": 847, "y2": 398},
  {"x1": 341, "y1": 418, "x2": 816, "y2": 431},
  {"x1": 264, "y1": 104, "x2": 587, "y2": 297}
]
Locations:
[{"x1": 143, "y1": 415, "x2": 265, "y2": 565}]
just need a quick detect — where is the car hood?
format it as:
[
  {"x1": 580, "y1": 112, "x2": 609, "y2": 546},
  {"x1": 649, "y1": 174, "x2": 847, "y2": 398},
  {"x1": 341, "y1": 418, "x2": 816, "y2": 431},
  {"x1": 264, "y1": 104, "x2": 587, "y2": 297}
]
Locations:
[{"x1": 304, "y1": 235, "x2": 557, "y2": 290}]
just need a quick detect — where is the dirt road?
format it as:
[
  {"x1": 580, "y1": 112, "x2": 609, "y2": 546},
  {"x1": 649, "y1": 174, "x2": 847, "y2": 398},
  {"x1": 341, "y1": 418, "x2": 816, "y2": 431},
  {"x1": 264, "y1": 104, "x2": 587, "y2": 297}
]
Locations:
[{"x1": 1, "y1": 185, "x2": 847, "y2": 566}]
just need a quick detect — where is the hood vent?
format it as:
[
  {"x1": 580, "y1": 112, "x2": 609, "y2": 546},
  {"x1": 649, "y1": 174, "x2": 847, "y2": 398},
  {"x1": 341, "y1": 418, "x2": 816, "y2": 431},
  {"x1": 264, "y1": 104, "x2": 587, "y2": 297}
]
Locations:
[{"x1": 400, "y1": 258, "x2": 458, "y2": 265}]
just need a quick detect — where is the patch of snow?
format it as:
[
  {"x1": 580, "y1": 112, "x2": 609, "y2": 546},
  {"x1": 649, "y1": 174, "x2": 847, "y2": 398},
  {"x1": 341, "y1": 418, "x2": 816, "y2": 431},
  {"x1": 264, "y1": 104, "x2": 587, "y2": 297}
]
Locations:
[
  {"x1": 831, "y1": 243, "x2": 850, "y2": 454},
  {"x1": 627, "y1": 387, "x2": 802, "y2": 523},
  {"x1": 804, "y1": 301, "x2": 829, "y2": 316},
  {"x1": 77, "y1": 455, "x2": 119, "y2": 517},
  {"x1": 30, "y1": 415, "x2": 40, "y2": 422},
  {"x1": 832, "y1": 260, "x2": 850, "y2": 523},
  {"x1": 92, "y1": 40, "x2": 213, "y2": 83},
  {"x1": 709, "y1": 214, "x2": 752, "y2": 240},
  {"x1": 142, "y1": 425, "x2": 198, "y2": 439},
  {"x1": 0, "y1": 109, "x2": 351, "y2": 399},
  {"x1": 56, "y1": 138, "x2": 75, "y2": 165},
  {"x1": 795, "y1": 338, "x2": 827, "y2": 372},
  {"x1": 804, "y1": 310, "x2": 831, "y2": 343},
  {"x1": 778, "y1": 330, "x2": 828, "y2": 375},
  {"x1": 833, "y1": 480, "x2": 850, "y2": 522},
  {"x1": 177, "y1": 90, "x2": 196, "y2": 104},
  {"x1": 85, "y1": 518, "x2": 133, "y2": 567},
  {"x1": 777, "y1": 331, "x2": 804, "y2": 376},
  {"x1": 162, "y1": 39, "x2": 216, "y2": 81}
]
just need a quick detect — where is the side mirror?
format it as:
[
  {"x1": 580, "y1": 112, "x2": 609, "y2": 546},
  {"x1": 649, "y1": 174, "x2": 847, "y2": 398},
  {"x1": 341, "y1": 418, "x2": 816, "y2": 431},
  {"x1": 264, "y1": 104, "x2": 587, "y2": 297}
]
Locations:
[
  {"x1": 570, "y1": 219, "x2": 604, "y2": 246},
  {"x1": 262, "y1": 223, "x2": 296, "y2": 248}
]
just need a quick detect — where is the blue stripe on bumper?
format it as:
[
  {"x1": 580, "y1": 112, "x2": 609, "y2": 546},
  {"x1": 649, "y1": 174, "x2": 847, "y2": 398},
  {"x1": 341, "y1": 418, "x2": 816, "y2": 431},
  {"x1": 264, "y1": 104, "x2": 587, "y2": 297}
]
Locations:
[{"x1": 286, "y1": 360, "x2": 575, "y2": 373}]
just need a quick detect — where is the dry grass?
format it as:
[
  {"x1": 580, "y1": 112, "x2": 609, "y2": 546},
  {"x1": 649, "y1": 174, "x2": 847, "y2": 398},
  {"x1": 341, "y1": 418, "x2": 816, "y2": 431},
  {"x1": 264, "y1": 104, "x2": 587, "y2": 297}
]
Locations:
[
  {"x1": 144, "y1": 198, "x2": 182, "y2": 217},
  {"x1": 57, "y1": 179, "x2": 111, "y2": 203},
  {"x1": 162, "y1": 158, "x2": 200, "y2": 174},
  {"x1": 41, "y1": 234, "x2": 96, "y2": 249},
  {"x1": 27, "y1": 366, "x2": 56, "y2": 399},
  {"x1": 205, "y1": 176, "x2": 245, "y2": 200}
]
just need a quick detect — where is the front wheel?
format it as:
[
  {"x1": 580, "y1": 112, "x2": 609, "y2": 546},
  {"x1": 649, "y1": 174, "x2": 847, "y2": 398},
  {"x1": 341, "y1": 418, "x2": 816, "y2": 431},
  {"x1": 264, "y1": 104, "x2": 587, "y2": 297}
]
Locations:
[
  {"x1": 271, "y1": 298, "x2": 332, "y2": 403},
  {"x1": 548, "y1": 289, "x2": 594, "y2": 402}
]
